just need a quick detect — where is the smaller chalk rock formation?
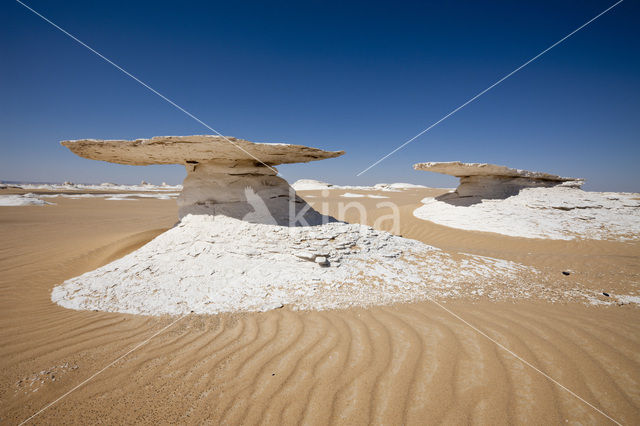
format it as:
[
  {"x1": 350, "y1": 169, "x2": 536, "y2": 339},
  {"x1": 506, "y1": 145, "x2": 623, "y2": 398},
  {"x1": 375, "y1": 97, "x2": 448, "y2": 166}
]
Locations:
[
  {"x1": 291, "y1": 179, "x2": 335, "y2": 191},
  {"x1": 62, "y1": 135, "x2": 344, "y2": 225},
  {"x1": 414, "y1": 161, "x2": 583, "y2": 202}
]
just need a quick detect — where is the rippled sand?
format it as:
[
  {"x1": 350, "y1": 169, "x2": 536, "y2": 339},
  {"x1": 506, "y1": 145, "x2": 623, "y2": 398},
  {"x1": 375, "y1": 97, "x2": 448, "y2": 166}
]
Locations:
[{"x1": 1, "y1": 189, "x2": 639, "y2": 424}]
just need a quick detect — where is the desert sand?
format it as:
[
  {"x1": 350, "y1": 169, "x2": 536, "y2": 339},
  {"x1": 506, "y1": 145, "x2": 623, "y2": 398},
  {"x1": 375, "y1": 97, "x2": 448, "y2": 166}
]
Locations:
[{"x1": 1, "y1": 187, "x2": 639, "y2": 424}]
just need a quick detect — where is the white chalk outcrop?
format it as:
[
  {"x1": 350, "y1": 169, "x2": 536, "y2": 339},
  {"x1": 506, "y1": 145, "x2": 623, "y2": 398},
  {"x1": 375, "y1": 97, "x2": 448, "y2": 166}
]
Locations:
[
  {"x1": 7, "y1": 182, "x2": 182, "y2": 192},
  {"x1": 39, "y1": 193, "x2": 180, "y2": 201},
  {"x1": 414, "y1": 161, "x2": 583, "y2": 201},
  {"x1": 414, "y1": 188, "x2": 640, "y2": 241},
  {"x1": 374, "y1": 183, "x2": 428, "y2": 190},
  {"x1": 291, "y1": 179, "x2": 335, "y2": 191},
  {"x1": 62, "y1": 135, "x2": 344, "y2": 225},
  {"x1": 413, "y1": 161, "x2": 640, "y2": 240},
  {"x1": 0, "y1": 193, "x2": 54, "y2": 206},
  {"x1": 52, "y1": 214, "x2": 539, "y2": 315},
  {"x1": 291, "y1": 180, "x2": 427, "y2": 192}
]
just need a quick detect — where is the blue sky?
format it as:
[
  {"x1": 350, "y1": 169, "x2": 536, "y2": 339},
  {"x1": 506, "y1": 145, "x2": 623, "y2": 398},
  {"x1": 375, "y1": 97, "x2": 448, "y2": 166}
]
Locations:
[{"x1": 2, "y1": 0, "x2": 639, "y2": 191}]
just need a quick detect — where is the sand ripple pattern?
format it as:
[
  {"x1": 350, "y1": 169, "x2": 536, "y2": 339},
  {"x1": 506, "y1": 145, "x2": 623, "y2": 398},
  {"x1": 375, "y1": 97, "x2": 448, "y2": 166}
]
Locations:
[
  {"x1": 3, "y1": 304, "x2": 640, "y2": 424},
  {"x1": 2, "y1": 191, "x2": 639, "y2": 424}
]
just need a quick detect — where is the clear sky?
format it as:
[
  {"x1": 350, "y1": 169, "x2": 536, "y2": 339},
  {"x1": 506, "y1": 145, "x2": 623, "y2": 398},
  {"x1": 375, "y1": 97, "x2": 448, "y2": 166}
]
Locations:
[{"x1": 2, "y1": 0, "x2": 639, "y2": 191}]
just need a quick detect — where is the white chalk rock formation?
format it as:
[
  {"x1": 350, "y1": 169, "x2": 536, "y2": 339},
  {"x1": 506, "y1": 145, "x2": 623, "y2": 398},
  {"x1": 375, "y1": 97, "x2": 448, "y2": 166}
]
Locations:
[
  {"x1": 0, "y1": 193, "x2": 54, "y2": 206},
  {"x1": 414, "y1": 187, "x2": 640, "y2": 240},
  {"x1": 52, "y1": 214, "x2": 539, "y2": 315},
  {"x1": 291, "y1": 180, "x2": 427, "y2": 192},
  {"x1": 414, "y1": 161, "x2": 583, "y2": 200},
  {"x1": 62, "y1": 135, "x2": 344, "y2": 225},
  {"x1": 291, "y1": 179, "x2": 335, "y2": 191}
]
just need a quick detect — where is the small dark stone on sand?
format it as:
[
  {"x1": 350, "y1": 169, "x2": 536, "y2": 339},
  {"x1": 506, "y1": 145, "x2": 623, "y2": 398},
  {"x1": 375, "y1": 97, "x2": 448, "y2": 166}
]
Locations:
[
  {"x1": 603, "y1": 292, "x2": 610, "y2": 297},
  {"x1": 562, "y1": 271, "x2": 570, "y2": 276}
]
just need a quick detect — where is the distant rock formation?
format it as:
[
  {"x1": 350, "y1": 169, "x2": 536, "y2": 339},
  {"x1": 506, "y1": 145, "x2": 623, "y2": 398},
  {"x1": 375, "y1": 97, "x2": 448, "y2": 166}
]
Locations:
[
  {"x1": 291, "y1": 180, "x2": 427, "y2": 191},
  {"x1": 414, "y1": 161, "x2": 583, "y2": 202},
  {"x1": 291, "y1": 179, "x2": 335, "y2": 190},
  {"x1": 61, "y1": 135, "x2": 344, "y2": 225}
]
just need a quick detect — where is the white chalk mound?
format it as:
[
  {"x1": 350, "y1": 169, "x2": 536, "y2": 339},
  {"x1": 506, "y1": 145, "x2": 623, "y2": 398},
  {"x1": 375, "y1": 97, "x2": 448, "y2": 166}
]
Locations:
[
  {"x1": 414, "y1": 187, "x2": 640, "y2": 240},
  {"x1": 52, "y1": 214, "x2": 535, "y2": 315},
  {"x1": 291, "y1": 179, "x2": 335, "y2": 191},
  {"x1": 0, "y1": 194, "x2": 53, "y2": 206}
]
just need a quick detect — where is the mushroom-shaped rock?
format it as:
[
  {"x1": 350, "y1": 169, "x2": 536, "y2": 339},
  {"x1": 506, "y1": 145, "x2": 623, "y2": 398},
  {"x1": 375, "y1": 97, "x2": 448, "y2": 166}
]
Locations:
[
  {"x1": 414, "y1": 161, "x2": 583, "y2": 200},
  {"x1": 62, "y1": 135, "x2": 344, "y2": 225}
]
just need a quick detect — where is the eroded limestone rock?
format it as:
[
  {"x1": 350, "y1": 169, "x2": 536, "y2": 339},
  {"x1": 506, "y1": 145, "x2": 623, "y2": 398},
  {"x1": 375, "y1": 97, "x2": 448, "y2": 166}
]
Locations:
[
  {"x1": 414, "y1": 161, "x2": 584, "y2": 201},
  {"x1": 61, "y1": 135, "x2": 344, "y2": 225}
]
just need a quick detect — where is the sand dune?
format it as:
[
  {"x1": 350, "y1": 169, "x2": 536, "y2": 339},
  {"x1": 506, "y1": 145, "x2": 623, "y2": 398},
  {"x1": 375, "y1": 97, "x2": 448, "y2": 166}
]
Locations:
[{"x1": 1, "y1": 190, "x2": 639, "y2": 424}]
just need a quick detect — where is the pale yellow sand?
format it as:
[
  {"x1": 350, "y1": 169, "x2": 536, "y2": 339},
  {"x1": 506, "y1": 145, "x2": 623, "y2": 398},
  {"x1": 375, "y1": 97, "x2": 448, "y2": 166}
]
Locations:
[{"x1": 1, "y1": 189, "x2": 639, "y2": 424}]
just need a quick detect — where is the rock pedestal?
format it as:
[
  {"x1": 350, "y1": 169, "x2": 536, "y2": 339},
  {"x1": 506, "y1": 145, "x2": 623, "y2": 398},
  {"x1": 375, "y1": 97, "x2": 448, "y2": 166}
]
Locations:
[
  {"x1": 177, "y1": 160, "x2": 325, "y2": 225},
  {"x1": 62, "y1": 135, "x2": 344, "y2": 225},
  {"x1": 414, "y1": 161, "x2": 584, "y2": 200}
]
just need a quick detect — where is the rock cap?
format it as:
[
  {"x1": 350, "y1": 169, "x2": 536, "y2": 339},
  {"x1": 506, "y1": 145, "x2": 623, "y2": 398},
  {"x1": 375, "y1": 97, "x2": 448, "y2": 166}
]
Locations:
[
  {"x1": 413, "y1": 161, "x2": 582, "y2": 183},
  {"x1": 61, "y1": 135, "x2": 344, "y2": 167}
]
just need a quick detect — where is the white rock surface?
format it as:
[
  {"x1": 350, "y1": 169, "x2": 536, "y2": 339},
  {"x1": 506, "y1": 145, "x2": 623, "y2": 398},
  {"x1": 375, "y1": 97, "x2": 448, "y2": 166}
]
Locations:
[
  {"x1": 337, "y1": 193, "x2": 390, "y2": 199},
  {"x1": 291, "y1": 180, "x2": 427, "y2": 192},
  {"x1": 414, "y1": 187, "x2": 640, "y2": 240},
  {"x1": 0, "y1": 194, "x2": 54, "y2": 206},
  {"x1": 52, "y1": 214, "x2": 538, "y2": 315},
  {"x1": 7, "y1": 182, "x2": 182, "y2": 192},
  {"x1": 314, "y1": 256, "x2": 329, "y2": 266},
  {"x1": 291, "y1": 179, "x2": 335, "y2": 190},
  {"x1": 39, "y1": 193, "x2": 180, "y2": 200},
  {"x1": 414, "y1": 161, "x2": 583, "y2": 199},
  {"x1": 374, "y1": 183, "x2": 428, "y2": 190}
]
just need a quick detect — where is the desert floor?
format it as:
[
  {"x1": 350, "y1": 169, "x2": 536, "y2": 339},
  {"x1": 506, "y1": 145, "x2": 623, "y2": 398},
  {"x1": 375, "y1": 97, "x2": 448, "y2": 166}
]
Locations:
[{"x1": 1, "y1": 187, "x2": 639, "y2": 425}]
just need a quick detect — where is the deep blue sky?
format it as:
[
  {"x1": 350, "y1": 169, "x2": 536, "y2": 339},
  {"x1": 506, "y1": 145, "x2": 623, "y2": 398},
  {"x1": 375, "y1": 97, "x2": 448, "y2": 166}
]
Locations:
[{"x1": 2, "y1": 0, "x2": 638, "y2": 190}]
